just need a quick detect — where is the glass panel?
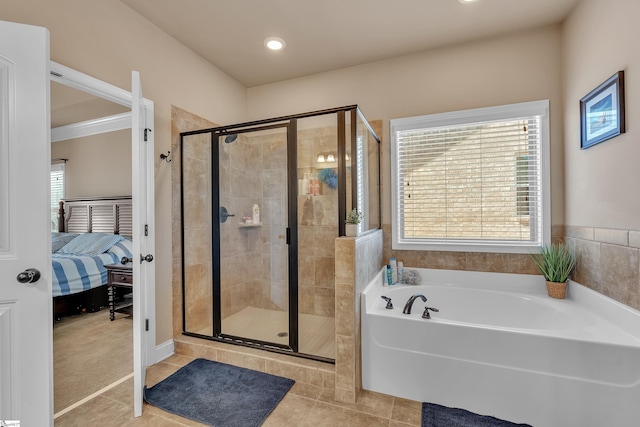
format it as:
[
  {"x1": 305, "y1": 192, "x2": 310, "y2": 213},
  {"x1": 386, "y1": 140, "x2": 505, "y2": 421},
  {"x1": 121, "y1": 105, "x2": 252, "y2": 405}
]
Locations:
[
  {"x1": 296, "y1": 114, "x2": 337, "y2": 359},
  {"x1": 345, "y1": 111, "x2": 354, "y2": 217},
  {"x1": 356, "y1": 112, "x2": 381, "y2": 233},
  {"x1": 219, "y1": 126, "x2": 290, "y2": 346},
  {"x1": 182, "y1": 133, "x2": 214, "y2": 336}
]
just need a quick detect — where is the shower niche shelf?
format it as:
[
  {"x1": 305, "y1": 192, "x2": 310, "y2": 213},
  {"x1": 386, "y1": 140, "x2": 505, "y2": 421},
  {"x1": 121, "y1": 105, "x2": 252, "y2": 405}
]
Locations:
[{"x1": 239, "y1": 222, "x2": 262, "y2": 228}]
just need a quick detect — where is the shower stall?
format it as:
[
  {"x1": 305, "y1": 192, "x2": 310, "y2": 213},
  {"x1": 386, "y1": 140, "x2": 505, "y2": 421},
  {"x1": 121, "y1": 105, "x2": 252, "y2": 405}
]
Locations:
[{"x1": 180, "y1": 105, "x2": 380, "y2": 362}]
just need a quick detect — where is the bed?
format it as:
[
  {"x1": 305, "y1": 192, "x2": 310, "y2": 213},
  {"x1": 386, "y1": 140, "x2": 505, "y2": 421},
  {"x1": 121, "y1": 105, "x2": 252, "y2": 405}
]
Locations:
[{"x1": 52, "y1": 196, "x2": 133, "y2": 319}]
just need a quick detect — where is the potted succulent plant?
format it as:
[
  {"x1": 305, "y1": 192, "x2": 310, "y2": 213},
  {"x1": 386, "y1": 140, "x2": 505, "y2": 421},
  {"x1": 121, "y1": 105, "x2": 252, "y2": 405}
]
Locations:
[
  {"x1": 530, "y1": 243, "x2": 576, "y2": 299},
  {"x1": 345, "y1": 209, "x2": 362, "y2": 237}
]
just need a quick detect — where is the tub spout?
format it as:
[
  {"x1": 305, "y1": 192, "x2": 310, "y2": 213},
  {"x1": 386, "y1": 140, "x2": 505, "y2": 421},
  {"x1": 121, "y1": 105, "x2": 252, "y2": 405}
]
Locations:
[{"x1": 403, "y1": 294, "x2": 427, "y2": 314}]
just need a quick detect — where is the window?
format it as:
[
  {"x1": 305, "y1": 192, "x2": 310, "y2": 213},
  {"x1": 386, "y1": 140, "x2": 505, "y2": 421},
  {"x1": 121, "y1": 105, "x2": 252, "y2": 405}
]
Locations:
[
  {"x1": 51, "y1": 162, "x2": 65, "y2": 231},
  {"x1": 390, "y1": 100, "x2": 550, "y2": 253}
]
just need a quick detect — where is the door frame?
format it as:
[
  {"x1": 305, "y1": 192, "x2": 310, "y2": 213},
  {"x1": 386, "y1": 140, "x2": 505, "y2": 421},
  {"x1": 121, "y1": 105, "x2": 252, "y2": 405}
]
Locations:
[{"x1": 49, "y1": 62, "x2": 157, "y2": 364}]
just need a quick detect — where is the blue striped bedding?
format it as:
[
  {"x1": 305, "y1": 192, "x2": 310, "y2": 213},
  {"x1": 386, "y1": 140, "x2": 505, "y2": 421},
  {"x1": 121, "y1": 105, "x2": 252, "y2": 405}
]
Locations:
[
  {"x1": 52, "y1": 235, "x2": 134, "y2": 298},
  {"x1": 52, "y1": 252, "x2": 120, "y2": 297}
]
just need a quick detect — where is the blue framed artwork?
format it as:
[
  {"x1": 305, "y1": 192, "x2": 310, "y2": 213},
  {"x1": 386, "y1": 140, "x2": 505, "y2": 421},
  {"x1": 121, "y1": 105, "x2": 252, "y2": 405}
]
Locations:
[{"x1": 580, "y1": 71, "x2": 625, "y2": 149}]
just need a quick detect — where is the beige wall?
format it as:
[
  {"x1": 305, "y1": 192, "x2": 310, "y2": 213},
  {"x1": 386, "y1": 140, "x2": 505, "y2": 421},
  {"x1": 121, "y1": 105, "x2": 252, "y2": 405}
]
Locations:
[
  {"x1": 51, "y1": 131, "x2": 132, "y2": 198},
  {"x1": 248, "y1": 25, "x2": 566, "y2": 281},
  {"x1": 3, "y1": 0, "x2": 247, "y2": 345},
  {"x1": 248, "y1": 25, "x2": 566, "y2": 232},
  {"x1": 560, "y1": 0, "x2": 640, "y2": 309},
  {"x1": 563, "y1": 0, "x2": 640, "y2": 229}
]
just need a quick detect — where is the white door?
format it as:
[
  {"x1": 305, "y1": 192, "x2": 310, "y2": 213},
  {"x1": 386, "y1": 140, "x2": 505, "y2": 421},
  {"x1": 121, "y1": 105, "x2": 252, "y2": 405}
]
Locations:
[
  {"x1": 131, "y1": 71, "x2": 155, "y2": 417},
  {"x1": 0, "y1": 21, "x2": 53, "y2": 426}
]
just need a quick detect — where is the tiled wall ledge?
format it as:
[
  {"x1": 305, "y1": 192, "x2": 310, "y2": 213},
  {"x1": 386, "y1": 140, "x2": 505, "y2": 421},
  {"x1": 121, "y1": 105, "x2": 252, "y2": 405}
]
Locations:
[
  {"x1": 334, "y1": 230, "x2": 383, "y2": 404},
  {"x1": 564, "y1": 225, "x2": 640, "y2": 311},
  {"x1": 174, "y1": 335, "x2": 335, "y2": 391},
  {"x1": 381, "y1": 224, "x2": 544, "y2": 275},
  {"x1": 381, "y1": 223, "x2": 640, "y2": 312}
]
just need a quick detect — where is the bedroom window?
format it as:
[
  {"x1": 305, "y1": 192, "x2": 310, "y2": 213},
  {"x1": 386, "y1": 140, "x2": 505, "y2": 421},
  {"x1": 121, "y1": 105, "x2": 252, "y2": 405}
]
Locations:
[
  {"x1": 51, "y1": 162, "x2": 65, "y2": 231},
  {"x1": 390, "y1": 100, "x2": 550, "y2": 253}
]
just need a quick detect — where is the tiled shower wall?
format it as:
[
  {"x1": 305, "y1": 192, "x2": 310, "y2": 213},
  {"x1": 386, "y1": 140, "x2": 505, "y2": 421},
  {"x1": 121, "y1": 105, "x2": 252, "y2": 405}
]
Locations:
[
  {"x1": 564, "y1": 225, "x2": 640, "y2": 311},
  {"x1": 172, "y1": 107, "x2": 217, "y2": 336},
  {"x1": 181, "y1": 132, "x2": 214, "y2": 333}
]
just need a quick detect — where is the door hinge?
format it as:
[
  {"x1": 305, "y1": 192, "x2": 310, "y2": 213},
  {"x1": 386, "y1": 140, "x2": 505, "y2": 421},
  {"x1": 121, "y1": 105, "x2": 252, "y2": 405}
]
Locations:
[
  {"x1": 145, "y1": 319, "x2": 149, "y2": 331},
  {"x1": 144, "y1": 128, "x2": 152, "y2": 142},
  {"x1": 286, "y1": 227, "x2": 290, "y2": 245},
  {"x1": 145, "y1": 224, "x2": 148, "y2": 236}
]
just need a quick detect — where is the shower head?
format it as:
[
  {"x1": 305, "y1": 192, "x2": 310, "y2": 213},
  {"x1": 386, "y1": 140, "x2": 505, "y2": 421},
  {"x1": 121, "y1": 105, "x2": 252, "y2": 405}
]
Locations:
[{"x1": 224, "y1": 134, "x2": 238, "y2": 144}]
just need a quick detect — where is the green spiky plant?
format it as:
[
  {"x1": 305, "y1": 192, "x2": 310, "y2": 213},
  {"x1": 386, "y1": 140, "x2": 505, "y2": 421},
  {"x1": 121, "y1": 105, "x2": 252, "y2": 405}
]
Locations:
[
  {"x1": 530, "y1": 243, "x2": 576, "y2": 283},
  {"x1": 346, "y1": 209, "x2": 363, "y2": 225}
]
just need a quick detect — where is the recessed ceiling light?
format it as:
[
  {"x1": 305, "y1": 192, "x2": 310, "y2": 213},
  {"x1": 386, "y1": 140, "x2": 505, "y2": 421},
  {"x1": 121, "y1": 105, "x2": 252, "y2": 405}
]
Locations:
[
  {"x1": 264, "y1": 37, "x2": 286, "y2": 51},
  {"x1": 458, "y1": 0, "x2": 478, "y2": 4}
]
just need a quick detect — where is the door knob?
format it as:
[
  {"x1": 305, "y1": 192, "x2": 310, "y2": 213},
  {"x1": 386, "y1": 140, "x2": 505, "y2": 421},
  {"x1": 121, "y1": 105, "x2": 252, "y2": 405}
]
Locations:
[
  {"x1": 140, "y1": 254, "x2": 154, "y2": 263},
  {"x1": 16, "y1": 268, "x2": 41, "y2": 284}
]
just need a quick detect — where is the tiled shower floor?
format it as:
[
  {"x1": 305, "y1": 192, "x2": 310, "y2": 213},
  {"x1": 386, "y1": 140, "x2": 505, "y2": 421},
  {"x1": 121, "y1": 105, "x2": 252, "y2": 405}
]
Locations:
[{"x1": 222, "y1": 306, "x2": 335, "y2": 359}]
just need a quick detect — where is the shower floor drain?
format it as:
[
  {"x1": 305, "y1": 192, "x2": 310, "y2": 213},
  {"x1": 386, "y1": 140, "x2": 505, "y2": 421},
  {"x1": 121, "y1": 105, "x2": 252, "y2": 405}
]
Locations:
[{"x1": 277, "y1": 332, "x2": 288, "y2": 337}]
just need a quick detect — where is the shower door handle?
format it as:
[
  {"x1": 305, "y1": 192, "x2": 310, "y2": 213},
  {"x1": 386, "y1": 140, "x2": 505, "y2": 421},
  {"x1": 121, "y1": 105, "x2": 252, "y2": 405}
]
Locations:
[{"x1": 220, "y1": 206, "x2": 235, "y2": 223}]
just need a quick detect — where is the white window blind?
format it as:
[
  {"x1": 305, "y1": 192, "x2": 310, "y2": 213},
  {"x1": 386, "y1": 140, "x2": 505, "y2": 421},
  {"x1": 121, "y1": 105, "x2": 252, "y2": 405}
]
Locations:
[
  {"x1": 51, "y1": 163, "x2": 65, "y2": 231},
  {"x1": 391, "y1": 100, "x2": 550, "y2": 253}
]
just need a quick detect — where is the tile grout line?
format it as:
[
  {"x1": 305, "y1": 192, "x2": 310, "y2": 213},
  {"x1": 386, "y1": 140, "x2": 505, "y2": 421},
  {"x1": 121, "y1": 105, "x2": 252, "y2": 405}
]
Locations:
[{"x1": 53, "y1": 372, "x2": 134, "y2": 419}]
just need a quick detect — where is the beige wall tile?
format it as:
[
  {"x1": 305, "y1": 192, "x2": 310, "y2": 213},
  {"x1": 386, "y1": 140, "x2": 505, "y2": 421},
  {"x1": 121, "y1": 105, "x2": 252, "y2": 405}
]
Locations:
[
  {"x1": 265, "y1": 359, "x2": 324, "y2": 387},
  {"x1": 335, "y1": 239, "x2": 356, "y2": 282},
  {"x1": 335, "y1": 284, "x2": 355, "y2": 336},
  {"x1": 335, "y1": 334, "x2": 355, "y2": 389},
  {"x1": 630, "y1": 231, "x2": 640, "y2": 249},
  {"x1": 333, "y1": 387, "x2": 357, "y2": 404},
  {"x1": 594, "y1": 228, "x2": 629, "y2": 246},
  {"x1": 323, "y1": 371, "x2": 336, "y2": 389},
  {"x1": 600, "y1": 244, "x2": 640, "y2": 310},
  {"x1": 573, "y1": 239, "x2": 602, "y2": 292},
  {"x1": 565, "y1": 225, "x2": 594, "y2": 240},
  {"x1": 216, "y1": 349, "x2": 266, "y2": 372}
]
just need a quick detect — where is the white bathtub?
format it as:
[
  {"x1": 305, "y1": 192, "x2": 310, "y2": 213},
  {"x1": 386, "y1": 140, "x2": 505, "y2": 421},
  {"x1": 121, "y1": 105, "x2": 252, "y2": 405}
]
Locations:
[{"x1": 361, "y1": 268, "x2": 640, "y2": 427}]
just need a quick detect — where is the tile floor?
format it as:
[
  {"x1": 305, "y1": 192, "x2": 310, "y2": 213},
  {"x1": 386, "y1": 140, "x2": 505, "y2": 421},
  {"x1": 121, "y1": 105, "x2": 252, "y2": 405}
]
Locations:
[{"x1": 54, "y1": 353, "x2": 423, "y2": 426}]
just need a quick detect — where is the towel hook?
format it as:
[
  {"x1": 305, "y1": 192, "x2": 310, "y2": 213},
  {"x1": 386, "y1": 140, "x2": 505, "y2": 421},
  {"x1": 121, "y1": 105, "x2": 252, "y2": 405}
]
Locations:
[{"x1": 160, "y1": 151, "x2": 172, "y2": 162}]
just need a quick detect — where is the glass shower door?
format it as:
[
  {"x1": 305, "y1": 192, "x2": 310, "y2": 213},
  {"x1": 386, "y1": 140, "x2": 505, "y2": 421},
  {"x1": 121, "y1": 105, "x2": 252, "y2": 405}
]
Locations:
[{"x1": 217, "y1": 125, "x2": 292, "y2": 348}]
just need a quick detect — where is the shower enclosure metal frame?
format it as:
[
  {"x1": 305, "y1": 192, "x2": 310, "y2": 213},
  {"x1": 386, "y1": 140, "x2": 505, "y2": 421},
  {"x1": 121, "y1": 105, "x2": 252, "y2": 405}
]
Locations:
[{"x1": 179, "y1": 105, "x2": 380, "y2": 362}]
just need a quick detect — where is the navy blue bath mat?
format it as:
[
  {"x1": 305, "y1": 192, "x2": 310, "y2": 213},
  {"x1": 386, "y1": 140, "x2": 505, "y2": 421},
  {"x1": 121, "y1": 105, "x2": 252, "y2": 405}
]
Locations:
[
  {"x1": 422, "y1": 402, "x2": 532, "y2": 427},
  {"x1": 144, "y1": 358, "x2": 294, "y2": 427}
]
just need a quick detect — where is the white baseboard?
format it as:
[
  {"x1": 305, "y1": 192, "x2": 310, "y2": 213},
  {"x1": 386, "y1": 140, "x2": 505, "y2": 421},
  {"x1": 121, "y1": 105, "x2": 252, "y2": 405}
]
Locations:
[{"x1": 153, "y1": 339, "x2": 175, "y2": 364}]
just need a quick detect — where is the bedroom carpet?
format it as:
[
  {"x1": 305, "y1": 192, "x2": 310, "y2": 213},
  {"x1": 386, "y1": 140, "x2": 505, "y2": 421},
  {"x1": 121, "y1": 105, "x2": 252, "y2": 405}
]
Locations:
[
  {"x1": 143, "y1": 358, "x2": 294, "y2": 427},
  {"x1": 53, "y1": 309, "x2": 132, "y2": 413},
  {"x1": 422, "y1": 402, "x2": 532, "y2": 427}
]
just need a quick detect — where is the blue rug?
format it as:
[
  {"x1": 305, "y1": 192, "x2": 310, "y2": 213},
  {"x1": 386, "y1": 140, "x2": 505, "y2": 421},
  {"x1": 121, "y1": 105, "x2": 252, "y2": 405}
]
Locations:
[
  {"x1": 422, "y1": 402, "x2": 532, "y2": 427},
  {"x1": 144, "y1": 358, "x2": 294, "y2": 427}
]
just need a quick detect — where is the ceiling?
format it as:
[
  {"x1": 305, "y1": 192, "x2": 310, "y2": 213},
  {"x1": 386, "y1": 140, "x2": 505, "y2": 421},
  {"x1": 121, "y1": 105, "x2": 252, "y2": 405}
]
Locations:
[
  {"x1": 51, "y1": 82, "x2": 129, "y2": 128},
  {"x1": 52, "y1": 0, "x2": 580, "y2": 127},
  {"x1": 120, "y1": 0, "x2": 581, "y2": 88}
]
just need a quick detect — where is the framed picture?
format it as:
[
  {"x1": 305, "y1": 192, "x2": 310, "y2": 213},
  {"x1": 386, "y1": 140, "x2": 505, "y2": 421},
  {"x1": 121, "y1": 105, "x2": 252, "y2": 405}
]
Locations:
[{"x1": 580, "y1": 70, "x2": 625, "y2": 149}]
